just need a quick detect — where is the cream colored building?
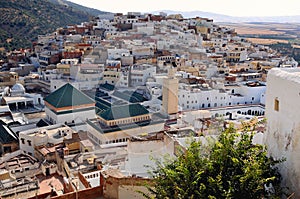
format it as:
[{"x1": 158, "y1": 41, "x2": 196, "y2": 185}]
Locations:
[
  {"x1": 103, "y1": 60, "x2": 122, "y2": 85},
  {"x1": 162, "y1": 68, "x2": 179, "y2": 115}
]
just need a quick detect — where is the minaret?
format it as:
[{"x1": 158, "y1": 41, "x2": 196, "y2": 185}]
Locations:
[{"x1": 162, "y1": 68, "x2": 179, "y2": 115}]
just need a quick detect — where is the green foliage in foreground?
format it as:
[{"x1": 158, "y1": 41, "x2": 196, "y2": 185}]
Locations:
[{"x1": 146, "y1": 125, "x2": 285, "y2": 199}]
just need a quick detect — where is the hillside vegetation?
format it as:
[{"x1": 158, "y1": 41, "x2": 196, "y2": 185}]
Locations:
[
  {"x1": 0, "y1": 0, "x2": 105, "y2": 53},
  {"x1": 48, "y1": 0, "x2": 107, "y2": 17}
]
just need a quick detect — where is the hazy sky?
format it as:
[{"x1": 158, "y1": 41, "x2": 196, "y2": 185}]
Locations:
[{"x1": 68, "y1": 0, "x2": 300, "y2": 17}]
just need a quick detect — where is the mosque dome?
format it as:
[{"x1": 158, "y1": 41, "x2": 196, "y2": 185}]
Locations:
[
  {"x1": 10, "y1": 83, "x2": 25, "y2": 96},
  {"x1": 11, "y1": 83, "x2": 25, "y2": 93}
]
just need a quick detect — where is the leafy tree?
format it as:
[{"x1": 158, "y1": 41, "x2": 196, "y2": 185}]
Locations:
[{"x1": 146, "y1": 124, "x2": 285, "y2": 199}]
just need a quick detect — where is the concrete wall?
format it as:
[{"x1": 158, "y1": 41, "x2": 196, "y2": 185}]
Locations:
[
  {"x1": 124, "y1": 134, "x2": 175, "y2": 177},
  {"x1": 119, "y1": 186, "x2": 151, "y2": 199},
  {"x1": 102, "y1": 175, "x2": 153, "y2": 199},
  {"x1": 79, "y1": 172, "x2": 91, "y2": 188},
  {"x1": 82, "y1": 170, "x2": 101, "y2": 188},
  {"x1": 33, "y1": 186, "x2": 103, "y2": 199}
]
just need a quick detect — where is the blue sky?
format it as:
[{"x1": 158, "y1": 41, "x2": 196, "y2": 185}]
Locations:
[{"x1": 69, "y1": 0, "x2": 300, "y2": 17}]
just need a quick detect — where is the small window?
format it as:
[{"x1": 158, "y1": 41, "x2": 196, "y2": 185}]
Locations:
[
  {"x1": 21, "y1": 138, "x2": 25, "y2": 144},
  {"x1": 27, "y1": 140, "x2": 32, "y2": 146},
  {"x1": 274, "y1": 98, "x2": 279, "y2": 111}
]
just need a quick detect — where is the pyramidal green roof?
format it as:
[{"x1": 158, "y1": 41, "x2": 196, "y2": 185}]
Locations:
[{"x1": 44, "y1": 83, "x2": 95, "y2": 108}]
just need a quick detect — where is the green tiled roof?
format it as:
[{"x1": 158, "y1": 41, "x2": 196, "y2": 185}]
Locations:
[
  {"x1": 99, "y1": 83, "x2": 115, "y2": 91},
  {"x1": 95, "y1": 97, "x2": 111, "y2": 115},
  {"x1": 44, "y1": 83, "x2": 95, "y2": 108},
  {"x1": 113, "y1": 90, "x2": 146, "y2": 103},
  {"x1": 99, "y1": 104, "x2": 149, "y2": 120},
  {"x1": 0, "y1": 124, "x2": 18, "y2": 144},
  {"x1": 36, "y1": 119, "x2": 49, "y2": 127}
]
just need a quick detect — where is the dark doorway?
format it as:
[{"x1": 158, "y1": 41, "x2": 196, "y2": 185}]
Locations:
[{"x1": 46, "y1": 167, "x2": 50, "y2": 176}]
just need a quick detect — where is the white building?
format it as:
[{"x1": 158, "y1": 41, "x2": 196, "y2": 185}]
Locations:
[
  {"x1": 1, "y1": 83, "x2": 44, "y2": 112},
  {"x1": 129, "y1": 64, "x2": 156, "y2": 87},
  {"x1": 135, "y1": 23, "x2": 155, "y2": 35},
  {"x1": 19, "y1": 124, "x2": 74, "y2": 156},
  {"x1": 264, "y1": 68, "x2": 300, "y2": 197},
  {"x1": 178, "y1": 81, "x2": 266, "y2": 111},
  {"x1": 51, "y1": 63, "x2": 104, "y2": 91},
  {"x1": 107, "y1": 49, "x2": 130, "y2": 60},
  {"x1": 95, "y1": 18, "x2": 114, "y2": 29}
]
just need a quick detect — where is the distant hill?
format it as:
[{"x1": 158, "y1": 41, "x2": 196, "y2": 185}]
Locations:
[
  {"x1": 0, "y1": 0, "x2": 107, "y2": 53},
  {"x1": 48, "y1": 0, "x2": 107, "y2": 17},
  {"x1": 155, "y1": 10, "x2": 300, "y2": 23}
]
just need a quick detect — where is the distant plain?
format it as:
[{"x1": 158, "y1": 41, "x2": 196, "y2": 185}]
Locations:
[{"x1": 221, "y1": 22, "x2": 300, "y2": 45}]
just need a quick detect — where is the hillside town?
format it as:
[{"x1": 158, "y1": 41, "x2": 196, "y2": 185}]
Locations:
[{"x1": 0, "y1": 12, "x2": 299, "y2": 198}]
